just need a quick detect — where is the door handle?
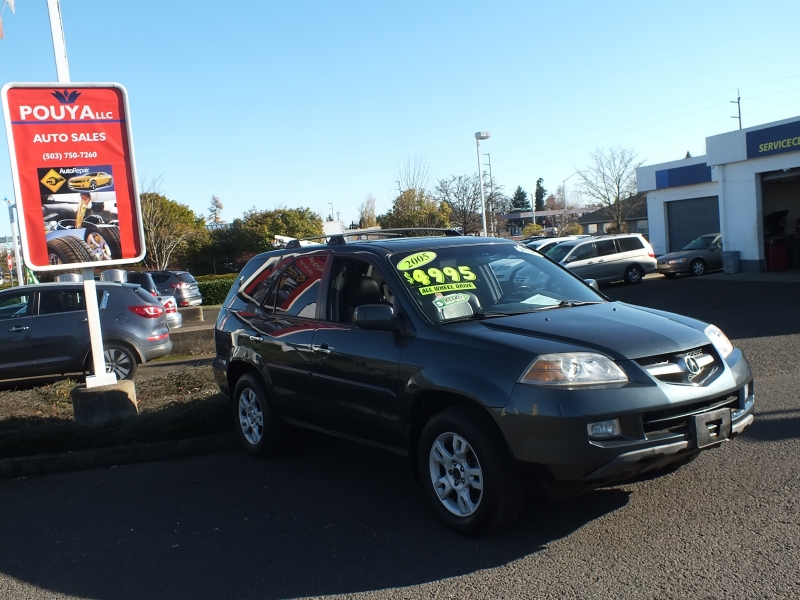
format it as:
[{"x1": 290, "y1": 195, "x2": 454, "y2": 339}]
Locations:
[
  {"x1": 82, "y1": 318, "x2": 88, "y2": 323},
  {"x1": 9, "y1": 326, "x2": 29, "y2": 332},
  {"x1": 248, "y1": 335, "x2": 264, "y2": 344},
  {"x1": 598, "y1": 259, "x2": 605, "y2": 263},
  {"x1": 312, "y1": 343, "x2": 332, "y2": 355}
]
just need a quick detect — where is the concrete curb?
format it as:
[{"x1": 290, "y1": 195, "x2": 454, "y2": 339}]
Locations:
[{"x1": 0, "y1": 432, "x2": 238, "y2": 480}]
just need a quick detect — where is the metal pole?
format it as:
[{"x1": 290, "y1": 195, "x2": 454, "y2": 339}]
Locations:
[
  {"x1": 476, "y1": 139, "x2": 487, "y2": 237},
  {"x1": 484, "y1": 153, "x2": 494, "y2": 236},
  {"x1": 47, "y1": 0, "x2": 71, "y2": 81},
  {"x1": 47, "y1": 0, "x2": 114, "y2": 387},
  {"x1": 7, "y1": 202, "x2": 24, "y2": 285}
]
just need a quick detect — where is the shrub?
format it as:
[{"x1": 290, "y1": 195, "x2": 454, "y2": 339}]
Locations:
[
  {"x1": 522, "y1": 223, "x2": 545, "y2": 237},
  {"x1": 197, "y1": 275, "x2": 237, "y2": 305}
]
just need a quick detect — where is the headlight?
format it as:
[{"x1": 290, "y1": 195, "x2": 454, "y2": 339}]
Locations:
[
  {"x1": 668, "y1": 258, "x2": 687, "y2": 264},
  {"x1": 520, "y1": 352, "x2": 629, "y2": 386},
  {"x1": 705, "y1": 324, "x2": 733, "y2": 358}
]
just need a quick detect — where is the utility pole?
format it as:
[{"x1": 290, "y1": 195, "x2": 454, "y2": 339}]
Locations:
[
  {"x1": 731, "y1": 89, "x2": 742, "y2": 130},
  {"x1": 484, "y1": 153, "x2": 494, "y2": 236}
]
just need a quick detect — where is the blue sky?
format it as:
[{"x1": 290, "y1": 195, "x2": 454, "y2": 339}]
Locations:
[{"x1": 2, "y1": 0, "x2": 800, "y2": 235}]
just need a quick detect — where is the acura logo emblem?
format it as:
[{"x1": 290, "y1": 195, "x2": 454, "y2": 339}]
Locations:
[{"x1": 685, "y1": 356, "x2": 700, "y2": 375}]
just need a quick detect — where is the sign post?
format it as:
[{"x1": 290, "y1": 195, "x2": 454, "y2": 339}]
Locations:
[{"x1": 1, "y1": 2, "x2": 144, "y2": 388}]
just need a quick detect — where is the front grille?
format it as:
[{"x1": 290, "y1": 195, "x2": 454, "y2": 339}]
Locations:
[
  {"x1": 636, "y1": 345, "x2": 719, "y2": 386},
  {"x1": 642, "y1": 393, "x2": 739, "y2": 436}
]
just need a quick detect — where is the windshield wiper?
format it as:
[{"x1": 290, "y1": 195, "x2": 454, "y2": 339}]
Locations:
[{"x1": 556, "y1": 300, "x2": 603, "y2": 308}]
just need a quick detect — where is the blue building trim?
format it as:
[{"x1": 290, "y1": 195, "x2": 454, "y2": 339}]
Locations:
[{"x1": 655, "y1": 163, "x2": 712, "y2": 189}]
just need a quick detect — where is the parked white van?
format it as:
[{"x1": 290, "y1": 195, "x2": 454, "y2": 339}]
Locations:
[{"x1": 545, "y1": 234, "x2": 657, "y2": 284}]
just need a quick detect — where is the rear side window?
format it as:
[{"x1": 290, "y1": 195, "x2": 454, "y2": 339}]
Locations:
[
  {"x1": 133, "y1": 286, "x2": 158, "y2": 304},
  {"x1": 176, "y1": 273, "x2": 196, "y2": 284},
  {"x1": 38, "y1": 290, "x2": 86, "y2": 314},
  {"x1": 150, "y1": 273, "x2": 170, "y2": 284},
  {"x1": 595, "y1": 240, "x2": 616, "y2": 256},
  {"x1": 617, "y1": 237, "x2": 644, "y2": 252},
  {"x1": 267, "y1": 255, "x2": 328, "y2": 317}
]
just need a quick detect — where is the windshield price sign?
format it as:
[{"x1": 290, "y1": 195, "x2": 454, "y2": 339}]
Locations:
[{"x1": 1, "y1": 83, "x2": 144, "y2": 270}]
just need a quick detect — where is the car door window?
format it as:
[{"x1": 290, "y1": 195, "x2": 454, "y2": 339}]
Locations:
[
  {"x1": 327, "y1": 258, "x2": 393, "y2": 324},
  {"x1": 0, "y1": 293, "x2": 31, "y2": 320},
  {"x1": 266, "y1": 254, "x2": 328, "y2": 317},
  {"x1": 570, "y1": 243, "x2": 595, "y2": 262},
  {"x1": 38, "y1": 290, "x2": 86, "y2": 315},
  {"x1": 595, "y1": 240, "x2": 616, "y2": 257},
  {"x1": 617, "y1": 237, "x2": 644, "y2": 252}
]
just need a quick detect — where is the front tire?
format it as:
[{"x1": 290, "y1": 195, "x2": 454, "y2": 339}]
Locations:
[
  {"x1": 232, "y1": 374, "x2": 286, "y2": 458},
  {"x1": 690, "y1": 259, "x2": 706, "y2": 276},
  {"x1": 418, "y1": 406, "x2": 523, "y2": 536}
]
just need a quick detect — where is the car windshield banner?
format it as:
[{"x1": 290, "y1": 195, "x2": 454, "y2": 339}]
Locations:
[{"x1": 1, "y1": 83, "x2": 144, "y2": 271}]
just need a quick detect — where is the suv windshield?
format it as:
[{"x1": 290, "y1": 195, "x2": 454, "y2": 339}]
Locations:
[{"x1": 390, "y1": 243, "x2": 603, "y2": 323}]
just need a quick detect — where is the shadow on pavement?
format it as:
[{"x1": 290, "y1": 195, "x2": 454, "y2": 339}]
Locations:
[
  {"x1": 0, "y1": 430, "x2": 630, "y2": 599},
  {"x1": 601, "y1": 276, "x2": 800, "y2": 339}
]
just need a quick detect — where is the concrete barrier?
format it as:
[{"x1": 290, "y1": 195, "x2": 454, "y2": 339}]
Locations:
[
  {"x1": 169, "y1": 326, "x2": 214, "y2": 356},
  {"x1": 178, "y1": 306, "x2": 204, "y2": 322}
]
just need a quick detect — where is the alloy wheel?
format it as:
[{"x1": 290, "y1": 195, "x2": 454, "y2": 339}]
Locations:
[
  {"x1": 85, "y1": 232, "x2": 112, "y2": 260},
  {"x1": 428, "y1": 432, "x2": 484, "y2": 517},
  {"x1": 104, "y1": 348, "x2": 132, "y2": 379},
  {"x1": 238, "y1": 387, "x2": 264, "y2": 445}
]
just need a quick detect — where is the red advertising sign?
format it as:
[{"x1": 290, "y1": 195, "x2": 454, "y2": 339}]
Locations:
[{"x1": 1, "y1": 83, "x2": 144, "y2": 270}]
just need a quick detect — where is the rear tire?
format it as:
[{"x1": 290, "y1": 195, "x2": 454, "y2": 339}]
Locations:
[
  {"x1": 232, "y1": 374, "x2": 287, "y2": 458},
  {"x1": 418, "y1": 406, "x2": 523, "y2": 536},
  {"x1": 624, "y1": 265, "x2": 644, "y2": 284},
  {"x1": 86, "y1": 343, "x2": 138, "y2": 380}
]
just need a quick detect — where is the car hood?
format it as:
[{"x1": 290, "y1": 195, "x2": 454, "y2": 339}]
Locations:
[
  {"x1": 657, "y1": 249, "x2": 701, "y2": 261},
  {"x1": 446, "y1": 302, "x2": 710, "y2": 360}
]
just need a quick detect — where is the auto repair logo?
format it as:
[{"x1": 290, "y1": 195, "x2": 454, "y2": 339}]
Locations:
[{"x1": 17, "y1": 89, "x2": 114, "y2": 121}]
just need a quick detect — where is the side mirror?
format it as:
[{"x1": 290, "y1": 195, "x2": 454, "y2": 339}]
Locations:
[
  {"x1": 354, "y1": 304, "x2": 395, "y2": 331},
  {"x1": 584, "y1": 279, "x2": 600, "y2": 291}
]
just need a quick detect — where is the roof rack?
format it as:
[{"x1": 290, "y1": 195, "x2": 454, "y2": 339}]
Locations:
[{"x1": 283, "y1": 228, "x2": 462, "y2": 249}]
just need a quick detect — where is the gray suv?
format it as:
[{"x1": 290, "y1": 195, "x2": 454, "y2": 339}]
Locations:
[
  {"x1": 546, "y1": 234, "x2": 656, "y2": 284},
  {"x1": 0, "y1": 282, "x2": 172, "y2": 381}
]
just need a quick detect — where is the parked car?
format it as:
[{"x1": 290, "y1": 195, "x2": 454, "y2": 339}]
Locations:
[
  {"x1": 212, "y1": 232, "x2": 754, "y2": 535},
  {"x1": 526, "y1": 235, "x2": 588, "y2": 255},
  {"x1": 656, "y1": 234, "x2": 723, "y2": 277},
  {"x1": 545, "y1": 233, "x2": 656, "y2": 284},
  {"x1": 67, "y1": 171, "x2": 113, "y2": 190},
  {"x1": 145, "y1": 270, "x2": 203, "y2": 307},
  {"x1": 0, "y1": 281, "x2": 172, "y2": 381},
  {"x1": 107, "y1": 271, "x2": 183, "y2": 330}
]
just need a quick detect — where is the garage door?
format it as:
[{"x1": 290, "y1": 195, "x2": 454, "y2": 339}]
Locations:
[{"x1": 666, "y1": 196, "x2": 720, "y2": 252}]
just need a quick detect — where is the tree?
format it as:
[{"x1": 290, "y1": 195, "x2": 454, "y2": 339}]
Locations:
[
  {"x1": 578, "y1": 146, "x2": 644, "y2": 232},
  {"x1": 377, "y1": 189, "x2": 450, "y2": 229},
  {"x1": 510, "y1": 186, "x2": 530, "y2": 211},
  {"x1": 561, "y1": 221, "x2": 584, "y2": 236},
  {"x1": 208, "y1": 194, "x2": 224, "y2": 224},
  {"x1": 358, "y1": 194, "x2": 377, "y2": 228},
  {"x1": 141, "y1": 191, "x2": 206, "y2": 270},
  {"x1": 522, "y1": 223, "x2": 544, "y2": 237},
  {"x1": 397, "y1": 155, "x2": 430, "y2": 194},
  {"x1": 534, "y1": 178, "x2": 546, "y2": 213},
  {"x1": 435, "y1": 174, "x2": 482, "y2": 234},
  {"x1": 235, "y1": 207, "x2": 324, "y2": 254}
]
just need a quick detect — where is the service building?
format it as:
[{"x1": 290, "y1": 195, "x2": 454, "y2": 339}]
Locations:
[{"x1": 636, "y1": 115, "x2": 800, "y2": 272}]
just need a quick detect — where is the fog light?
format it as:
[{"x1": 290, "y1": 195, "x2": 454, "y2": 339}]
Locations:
[{"x1": 587, "y1": 419, "x2": 621, "y2": 438}]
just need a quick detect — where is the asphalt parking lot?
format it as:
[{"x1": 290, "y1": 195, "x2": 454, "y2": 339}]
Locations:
[{"x1": 0, "y1": 274, "x2": 797, "y2": 599}]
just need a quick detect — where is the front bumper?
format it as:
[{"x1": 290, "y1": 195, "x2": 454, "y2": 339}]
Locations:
[
  {"x1": 495, "y1": 348, "x2": 754, "y2": 486},
  {"x1": 657, "y1": 264, "x2": 689, "y2": 274}
]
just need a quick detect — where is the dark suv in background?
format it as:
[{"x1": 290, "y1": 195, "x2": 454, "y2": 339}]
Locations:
[
  {"x1": 0, "y1": 281, "x2": 172, "y2": 381},
  {"x1": 145, "y1": 271, "x2": 203, "y2": 307},
  {"x1": 212, "y1": 230, "x2": 753, "y2": 535}
]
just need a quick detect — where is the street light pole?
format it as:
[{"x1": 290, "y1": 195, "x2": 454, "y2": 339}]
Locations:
[
  {"x1": 562, "y1": 171, "x2": 579, "y2": 234},
  {"x1": 475, "y1": 131, "x2": 491, "y2": 236}
]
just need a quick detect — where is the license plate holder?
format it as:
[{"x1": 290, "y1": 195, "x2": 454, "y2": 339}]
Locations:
[{"x1": 690, "y1": 408, "x2": 732, "y2": 448}]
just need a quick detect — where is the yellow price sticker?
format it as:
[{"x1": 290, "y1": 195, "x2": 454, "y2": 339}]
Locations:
[{"x1": 397, "y1": 252, "x2": 437, "y2": 271}]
